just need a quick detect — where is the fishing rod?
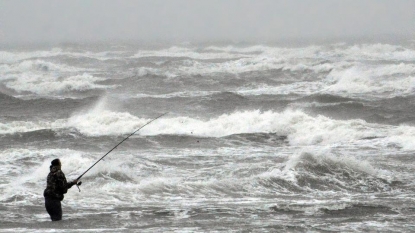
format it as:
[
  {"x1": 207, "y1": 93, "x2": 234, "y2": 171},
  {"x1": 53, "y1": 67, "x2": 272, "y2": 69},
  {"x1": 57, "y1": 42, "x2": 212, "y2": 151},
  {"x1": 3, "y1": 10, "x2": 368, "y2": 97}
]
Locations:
[{"x1": 76, "y1": 112, "x2": 168, "y2": 185}]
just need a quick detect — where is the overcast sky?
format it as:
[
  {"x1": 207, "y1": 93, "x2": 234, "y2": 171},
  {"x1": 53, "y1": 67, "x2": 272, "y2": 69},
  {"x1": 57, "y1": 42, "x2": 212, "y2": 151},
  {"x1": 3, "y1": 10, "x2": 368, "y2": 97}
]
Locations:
[{"x1": 0, "y1": 0, "x2": 414, "y2": 44}]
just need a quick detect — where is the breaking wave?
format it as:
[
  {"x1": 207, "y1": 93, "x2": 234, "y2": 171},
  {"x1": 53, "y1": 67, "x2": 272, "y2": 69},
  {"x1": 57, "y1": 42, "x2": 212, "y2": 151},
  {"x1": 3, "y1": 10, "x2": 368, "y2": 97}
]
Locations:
[
  {"x1": 2, "y1": 73, "x2": 109, "y2": 95},
  {"x1": 258, "y1": 152, "x2": 395, "y2": 193},
  {"x1": 324, "y1": 63, "x2": 415, "y2": 98},
  {"x1": 0, "y1": 59, "x2": 85, "y2": 74},
  {"x1": 2, "y1": 104, "x2": 415, "y2": 151},
  {"x1": 0, "y1": 48, "x2": 65, "y2": 64}
]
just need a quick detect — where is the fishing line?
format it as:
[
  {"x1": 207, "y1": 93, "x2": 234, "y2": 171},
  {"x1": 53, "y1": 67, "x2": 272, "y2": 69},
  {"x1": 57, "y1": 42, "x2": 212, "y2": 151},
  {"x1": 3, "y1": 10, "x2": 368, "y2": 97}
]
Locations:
[{"x1": 75, "y1": 112, "x2": 168, "y2": 189}]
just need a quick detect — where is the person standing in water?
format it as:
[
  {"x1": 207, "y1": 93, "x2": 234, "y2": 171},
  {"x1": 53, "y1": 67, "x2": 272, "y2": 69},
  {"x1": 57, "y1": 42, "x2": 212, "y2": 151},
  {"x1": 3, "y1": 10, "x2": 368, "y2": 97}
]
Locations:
[{"x1": 43, "y1": 159, "x2": 78, "y2": 221}]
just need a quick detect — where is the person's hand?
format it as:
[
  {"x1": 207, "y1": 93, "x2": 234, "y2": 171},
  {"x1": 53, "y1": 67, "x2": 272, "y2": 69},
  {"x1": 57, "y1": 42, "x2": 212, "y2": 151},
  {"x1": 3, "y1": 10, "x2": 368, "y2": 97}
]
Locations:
[{"x1": 72, "y1": 179, "x2": 79, "y2": 185}]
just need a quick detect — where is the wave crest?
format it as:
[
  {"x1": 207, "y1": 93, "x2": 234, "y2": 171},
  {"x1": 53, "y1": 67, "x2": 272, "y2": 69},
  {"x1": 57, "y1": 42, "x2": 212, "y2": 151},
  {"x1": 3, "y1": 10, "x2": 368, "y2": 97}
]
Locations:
[
  {"x1": 3, "y1": 73, "x2": 108, "y2": 95},
  {"x1": 258, "y1": 152, "x2": 395, "y2": 193}
]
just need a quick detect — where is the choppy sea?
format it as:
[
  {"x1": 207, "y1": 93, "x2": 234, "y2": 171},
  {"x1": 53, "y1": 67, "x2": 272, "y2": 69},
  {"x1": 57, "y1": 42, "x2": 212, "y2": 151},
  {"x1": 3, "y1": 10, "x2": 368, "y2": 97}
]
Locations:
[{"x1": 1, "y1": 41, "x2": 415, "y2": 232}]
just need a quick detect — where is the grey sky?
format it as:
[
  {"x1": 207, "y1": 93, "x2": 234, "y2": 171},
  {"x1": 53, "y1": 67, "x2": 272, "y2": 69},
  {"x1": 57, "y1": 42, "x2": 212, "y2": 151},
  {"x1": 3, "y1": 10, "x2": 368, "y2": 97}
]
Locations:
[{"x1": 0, "y1": 0, "x2": 414, "y2": 44}]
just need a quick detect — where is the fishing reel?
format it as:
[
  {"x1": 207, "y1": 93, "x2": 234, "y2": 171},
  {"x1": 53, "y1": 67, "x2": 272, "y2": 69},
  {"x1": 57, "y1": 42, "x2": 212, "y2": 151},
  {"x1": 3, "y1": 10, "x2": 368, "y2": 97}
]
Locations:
[{"x1": 76, "y1": 181, "x2": 82, "y2": 192}]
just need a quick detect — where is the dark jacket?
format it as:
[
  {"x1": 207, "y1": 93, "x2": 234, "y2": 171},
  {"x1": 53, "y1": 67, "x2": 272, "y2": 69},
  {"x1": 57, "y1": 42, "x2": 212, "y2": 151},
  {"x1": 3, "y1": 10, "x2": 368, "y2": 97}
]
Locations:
[{"x1": 43, "y1": 165, "x2": 75, "y2": 201}]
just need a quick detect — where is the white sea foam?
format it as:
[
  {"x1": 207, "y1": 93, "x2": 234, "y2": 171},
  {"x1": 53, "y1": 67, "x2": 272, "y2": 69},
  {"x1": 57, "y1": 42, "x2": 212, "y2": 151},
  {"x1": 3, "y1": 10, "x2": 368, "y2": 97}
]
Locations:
[
  {"x1": 1, "y1": 59, "x2": 84, "y2": 73},
  {"x1": 0, "y1": 48, "x2": 64, "y2": 63},
  {"x1": 236, "y1": 82, "x2": 325, "y2": 96},
  {"x1": 227, "y1": 61, "x2": 415, "y2": 98},
  {"x1": 324, "y1": 63, "x2": 415, "y2": 97},
  {"x1": 0, "y1": 59, "x2": 98, "y2": 96},
  {"x1": 67, "y1": 110, "x2": 144, "y2": 136},
  {"x1": 131, "y1": 54, "x2": 332, "y2": 78},
  {"x1": 4, "y1": 44, "x2": 413, "y2": 100},
  {"x1": 128, "y1": 44, "x2": 414, "y2": 87},
  {"x1": 3, "y1": 73, "x2": 109, "y2": 95},
  {"x1": 66, "y1": 96, "x2": 145, "y2": 136},
  {"x1": 64, "y1": 107, "x2": 394, "y2": 148},
  {"x1": 257, "y1": 149, "x2": 392, "y2": 190},
  {"x1": 129, "y1": 45, "x2": 336, "y2": 78},
  {"x1": 386, "y1": 125, "x2": 415, "y2": 151},
  {"x1": 128, "y1": 44, "x2": 415, "y2": 99},
  {"x1": 174, "y1": 57, "x2": 332, "y2": 75},
  {"x1": 3, "y1": 106, "x2": 415, "y2": 152}
]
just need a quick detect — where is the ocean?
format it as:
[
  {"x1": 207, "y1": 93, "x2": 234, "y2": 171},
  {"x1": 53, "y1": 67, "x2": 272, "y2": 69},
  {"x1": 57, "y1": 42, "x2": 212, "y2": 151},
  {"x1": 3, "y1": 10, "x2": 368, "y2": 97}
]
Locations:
[{"x1": 1, "y1": 41, "x2": 415, "y2": 232}]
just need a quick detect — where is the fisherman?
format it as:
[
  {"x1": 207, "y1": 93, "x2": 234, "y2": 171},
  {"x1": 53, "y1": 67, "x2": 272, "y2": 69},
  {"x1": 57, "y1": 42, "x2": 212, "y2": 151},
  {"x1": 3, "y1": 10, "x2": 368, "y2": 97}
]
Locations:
[{"x1": 43, "y1": 159, "x2": 78, "y2": 221}]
